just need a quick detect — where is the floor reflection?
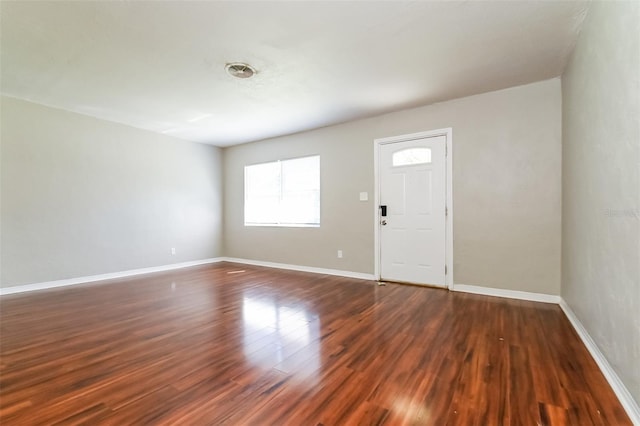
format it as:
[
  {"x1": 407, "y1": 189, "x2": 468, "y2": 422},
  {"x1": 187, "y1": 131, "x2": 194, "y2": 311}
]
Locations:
[{"x1": 242, "y1": 294, "x2": 320, "y2": 384}]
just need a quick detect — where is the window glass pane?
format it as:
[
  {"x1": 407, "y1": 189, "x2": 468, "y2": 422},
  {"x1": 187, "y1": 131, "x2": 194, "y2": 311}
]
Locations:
[
  {"x1": 245, "y1": 162, "x2": 280, "y2": 198},
  {"x1": 281, "y1": 156, "x2": 320, "y2": 225},
  {"x1": 392, "y1": 148, "x2": 431, "y2": 166},
  {"x1": 244, "y1": 155, "x2": 320, "y2": 227},
  {"x1": 244, "y1": 161, "x2": 280, "y2": 225}
]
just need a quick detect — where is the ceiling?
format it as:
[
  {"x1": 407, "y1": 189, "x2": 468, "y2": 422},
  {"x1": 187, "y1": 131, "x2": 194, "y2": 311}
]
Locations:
[{"x1": 0, "y1": 1, "x2": 589, "y2": 147}]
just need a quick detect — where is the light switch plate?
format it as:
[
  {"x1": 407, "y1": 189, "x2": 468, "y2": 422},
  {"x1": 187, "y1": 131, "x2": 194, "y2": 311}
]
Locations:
[{"x1": 359, "y1": 192, "x2": 368, "y2": 201}]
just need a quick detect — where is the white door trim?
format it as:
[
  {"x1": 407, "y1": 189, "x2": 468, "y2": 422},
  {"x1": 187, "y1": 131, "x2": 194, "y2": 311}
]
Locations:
[{"x1": 374, "y1": 128, "x2": 453, "y2": 289}]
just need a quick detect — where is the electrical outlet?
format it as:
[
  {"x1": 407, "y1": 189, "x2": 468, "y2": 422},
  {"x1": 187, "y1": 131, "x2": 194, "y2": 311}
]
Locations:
[
  {"x1": 337, "y1": 250, "x2": 343, "y2": 258},
  {"x1": 171, "y1": 247, "x2": 176, "y2": 255}
]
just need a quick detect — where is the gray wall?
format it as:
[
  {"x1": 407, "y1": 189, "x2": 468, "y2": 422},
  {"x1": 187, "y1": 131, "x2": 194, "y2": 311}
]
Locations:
[
  {"x1": 1, "y1": 96, "x2": 223, "y2": 287},
  {"x1": 224, "y1": 78, "x2": 562, "y2": 295},
  {"x1": 561, "y1": 1, "x2": 640, "y2": 405}
]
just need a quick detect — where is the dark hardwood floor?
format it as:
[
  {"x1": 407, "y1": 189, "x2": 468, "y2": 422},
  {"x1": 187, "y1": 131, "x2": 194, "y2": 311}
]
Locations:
[{"x1": 0, "y1": 262, "x2": 631, "y2": 425}]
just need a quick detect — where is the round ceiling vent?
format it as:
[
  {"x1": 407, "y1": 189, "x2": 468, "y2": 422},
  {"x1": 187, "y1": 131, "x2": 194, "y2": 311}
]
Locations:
[{"x1": 225, "y1": 62, "x2": 256, "y2": 79}]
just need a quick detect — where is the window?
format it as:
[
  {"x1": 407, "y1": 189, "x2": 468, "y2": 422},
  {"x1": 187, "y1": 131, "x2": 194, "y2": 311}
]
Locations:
[
  {"x1": 244, "y1": 155, "x2": 320, "y2": 227},
  {"x1": 392, "y1": 147, "x2": 431, "y2": 166}
]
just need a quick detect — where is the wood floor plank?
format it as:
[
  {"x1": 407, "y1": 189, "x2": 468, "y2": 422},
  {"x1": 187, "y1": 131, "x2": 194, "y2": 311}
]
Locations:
[{"x1": 0, "y1": 262, "x2": 632, "y2": 425}]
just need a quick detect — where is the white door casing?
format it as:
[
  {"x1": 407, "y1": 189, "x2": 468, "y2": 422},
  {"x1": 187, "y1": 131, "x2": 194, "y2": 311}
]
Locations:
[{"x1": 374, "y1": 129, "x2": 453, "y2": 288}]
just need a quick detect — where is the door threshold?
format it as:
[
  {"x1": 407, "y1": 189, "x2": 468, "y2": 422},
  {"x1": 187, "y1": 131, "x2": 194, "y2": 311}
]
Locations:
[{"x1": 377, "y1": 279, "x2": 447, "y2": 290}]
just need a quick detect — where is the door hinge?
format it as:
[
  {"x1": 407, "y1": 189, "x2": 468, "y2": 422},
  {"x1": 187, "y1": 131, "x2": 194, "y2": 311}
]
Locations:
[
  {"x1": 445, "y1": 206, "x2": 448, "y2": 217},
  {"x1": 445, "y1": 264, "x2": 448, "y2": 275}
]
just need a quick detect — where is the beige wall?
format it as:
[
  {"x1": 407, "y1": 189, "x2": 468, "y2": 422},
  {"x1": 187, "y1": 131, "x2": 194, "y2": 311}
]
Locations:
[
  {"x1": 224, "y1": 78, "x2": 562, "y2": 295},
  {"x1": 1, "y1": 96, "x2": 223, "y2": 287},
  {"x1": 561, "y1": 1, "x2": 640, "y2": 405}
]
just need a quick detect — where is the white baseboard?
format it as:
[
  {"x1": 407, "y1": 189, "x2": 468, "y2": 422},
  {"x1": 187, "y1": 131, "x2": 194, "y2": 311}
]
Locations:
[
  {"x1": 220, "y1": 257, "x2": 375, "y2": 281},
  {"x1": 452, "y1": 283, "x2": 561, "y2": 304},
  {"x1": 0, "y1": 258, "x2": 224, "y2": 296},
  {"x1": 559, "y1": 299, "x2": 640, "y2": 425},
  {"x1": 1, "y1": 257, "x2": 373, "y2": 296}
]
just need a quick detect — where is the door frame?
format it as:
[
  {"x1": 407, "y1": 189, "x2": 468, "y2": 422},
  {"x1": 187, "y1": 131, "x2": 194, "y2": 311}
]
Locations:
[{"x1": 373, "y1": 128, "x2": 453, "y2": 289}]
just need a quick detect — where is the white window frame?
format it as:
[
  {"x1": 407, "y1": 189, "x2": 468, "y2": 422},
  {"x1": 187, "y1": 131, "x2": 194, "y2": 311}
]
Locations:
[{"x1": 244, "y1": 155, "x2": 321, "y2": 228}]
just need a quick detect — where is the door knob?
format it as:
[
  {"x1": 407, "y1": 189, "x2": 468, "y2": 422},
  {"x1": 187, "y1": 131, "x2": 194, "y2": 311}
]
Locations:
[{"x1": 381, "y1": 220, "x2": 387, "y2": 226}]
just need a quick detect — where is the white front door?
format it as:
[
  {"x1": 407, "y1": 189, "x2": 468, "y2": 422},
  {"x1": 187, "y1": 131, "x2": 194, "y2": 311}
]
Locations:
[{"x1": 379, "y1": 136, "x2": 447, "y2": 287}]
